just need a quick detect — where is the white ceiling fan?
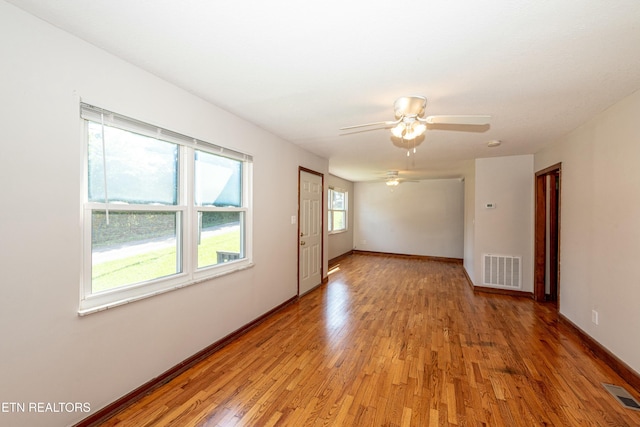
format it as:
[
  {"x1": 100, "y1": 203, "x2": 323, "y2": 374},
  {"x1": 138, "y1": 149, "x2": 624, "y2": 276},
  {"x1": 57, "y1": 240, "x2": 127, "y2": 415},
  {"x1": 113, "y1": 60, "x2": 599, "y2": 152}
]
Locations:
[
  {"x1": 381, "y1": 170, "x2": 418, "y2": 187},
  {"x1": 340, "y1": 95, "x2": 491, "y2": 142}
]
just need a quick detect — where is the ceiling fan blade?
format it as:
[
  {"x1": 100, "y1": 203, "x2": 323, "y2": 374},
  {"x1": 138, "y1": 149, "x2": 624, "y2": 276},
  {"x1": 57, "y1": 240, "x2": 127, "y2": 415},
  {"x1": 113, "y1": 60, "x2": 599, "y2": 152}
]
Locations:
[
  {"x1": 340, "y1": 117, "x2": 402, "y2": 130},
  {"x1": 422, "y1": 115, "x2": 491, "y2": 125}
]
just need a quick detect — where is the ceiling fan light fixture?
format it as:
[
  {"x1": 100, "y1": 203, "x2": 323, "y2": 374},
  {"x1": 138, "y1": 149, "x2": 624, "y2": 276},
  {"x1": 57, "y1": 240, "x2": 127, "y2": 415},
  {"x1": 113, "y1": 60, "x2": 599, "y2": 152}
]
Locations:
[
  {"x1": 386, "y1": 179, "x2": 400, "y2": 186},
  {"x1": 390, "y1": 121, "x2": 426, "y2": 140},
  {"x1": 390, "y1": 122, "x2": 406, "y2": 138},
  {"x1": 407, "y1": 123, "x2": 426, "y2": 139}
]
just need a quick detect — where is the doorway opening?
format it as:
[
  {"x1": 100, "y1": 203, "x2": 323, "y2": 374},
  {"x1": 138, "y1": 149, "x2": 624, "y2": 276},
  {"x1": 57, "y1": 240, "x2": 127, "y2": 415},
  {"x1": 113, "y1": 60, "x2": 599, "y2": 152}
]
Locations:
[{"x1": 534, "y1": 163, "x2": 561, "y2": 305}]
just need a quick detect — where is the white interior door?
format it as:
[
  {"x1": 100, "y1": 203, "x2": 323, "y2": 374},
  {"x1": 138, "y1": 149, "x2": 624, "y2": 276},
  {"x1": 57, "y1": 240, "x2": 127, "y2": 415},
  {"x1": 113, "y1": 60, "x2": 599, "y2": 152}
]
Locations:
[{"x1": 299, "y1": 169, "x2": 323, "y2": 295}]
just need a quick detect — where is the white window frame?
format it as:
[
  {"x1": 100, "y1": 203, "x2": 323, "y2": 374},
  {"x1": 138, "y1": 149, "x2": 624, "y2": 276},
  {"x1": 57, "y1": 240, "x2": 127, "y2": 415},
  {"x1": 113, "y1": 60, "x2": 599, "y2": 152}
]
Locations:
[
  {"x1": 79, "y1": 103, "x2": 253, "y2": 315},
  {"x1": 328, "y1": 187, "x2": 348, "y2": 234}
]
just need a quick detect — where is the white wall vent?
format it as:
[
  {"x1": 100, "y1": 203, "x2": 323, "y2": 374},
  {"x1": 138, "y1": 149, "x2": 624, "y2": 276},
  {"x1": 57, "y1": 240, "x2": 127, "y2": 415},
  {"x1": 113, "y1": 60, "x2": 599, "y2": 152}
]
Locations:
[{"x1": 483, "y1": 254, "x2": 521, "y2": 288}]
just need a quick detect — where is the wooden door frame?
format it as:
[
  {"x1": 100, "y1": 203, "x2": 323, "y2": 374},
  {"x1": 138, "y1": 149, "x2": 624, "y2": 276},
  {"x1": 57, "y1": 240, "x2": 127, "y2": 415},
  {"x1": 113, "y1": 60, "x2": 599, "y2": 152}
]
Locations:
[
  {"x1": 297, "y1": 167, "x2": 324, "y2": 296},
  {"x1": 534, "y1": 163, "x2": 561, "y2": 304}
]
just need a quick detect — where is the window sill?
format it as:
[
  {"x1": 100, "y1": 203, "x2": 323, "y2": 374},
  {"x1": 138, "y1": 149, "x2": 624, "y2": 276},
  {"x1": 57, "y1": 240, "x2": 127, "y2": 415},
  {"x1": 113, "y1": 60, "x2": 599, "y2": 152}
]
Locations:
[
  {"x1": 78, "y1": 262, "x2": 255, "y2": 317},
  {"x1": 329, "y1": 229, "x2": 348, "y2": 235}
]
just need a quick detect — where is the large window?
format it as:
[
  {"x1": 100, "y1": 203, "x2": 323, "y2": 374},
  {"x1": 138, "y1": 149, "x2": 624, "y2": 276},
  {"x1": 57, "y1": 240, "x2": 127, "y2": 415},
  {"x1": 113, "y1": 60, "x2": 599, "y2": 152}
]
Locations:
[
  {"x1": 80, "y1": 103, "x2": 252, "y2": 314},
  {"x1": 328, "y1": 187, "x2": 347, "y2": 233}
]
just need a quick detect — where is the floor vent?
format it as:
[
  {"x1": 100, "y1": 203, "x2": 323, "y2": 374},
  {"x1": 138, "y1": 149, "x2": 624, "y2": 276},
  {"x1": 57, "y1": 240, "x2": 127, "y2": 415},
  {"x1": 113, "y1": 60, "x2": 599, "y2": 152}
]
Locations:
[
  {"x1": 483, "y1": 254, "x2": 521, "y2": 288},
  {"x1": 603, "y1": 383, "x2": 640, "y2": 411}
]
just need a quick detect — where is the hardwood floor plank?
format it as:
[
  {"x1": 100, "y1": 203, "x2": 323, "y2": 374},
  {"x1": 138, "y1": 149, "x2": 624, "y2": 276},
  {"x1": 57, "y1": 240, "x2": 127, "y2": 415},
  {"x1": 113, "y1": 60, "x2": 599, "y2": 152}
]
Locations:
[{"x1": 92, "y1": 254, "x2": 640, "y2": 426}]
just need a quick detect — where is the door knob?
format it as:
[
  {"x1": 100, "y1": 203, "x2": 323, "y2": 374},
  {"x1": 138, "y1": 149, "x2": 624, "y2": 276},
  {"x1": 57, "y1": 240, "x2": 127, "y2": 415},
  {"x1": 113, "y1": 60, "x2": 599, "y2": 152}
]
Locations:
[{"x1": 300, "y1": 241, "x2": 306, "y2": 246}]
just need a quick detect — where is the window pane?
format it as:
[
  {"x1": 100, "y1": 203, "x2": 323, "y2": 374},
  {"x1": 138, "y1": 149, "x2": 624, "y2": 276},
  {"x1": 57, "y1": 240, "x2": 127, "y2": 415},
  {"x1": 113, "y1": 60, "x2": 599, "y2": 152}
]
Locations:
[
  {"x1": 91, "y1": 211, "x2": 180, "y2": 293},
  {"x1": 331, "y1": 190, "x2": 345, "y2": 210},
  {"x1": 197, "y1": 211, "x2": 243, "y2": 268},
  {"x1": 195, "y1": 150, "x2": 242, "y2": 207},
  {"x1": 87, "y1": 122, "x2": 178, "y2": 205},
  {"x1": 332, "y1": 211, "x2": 346, "y2": 231}
]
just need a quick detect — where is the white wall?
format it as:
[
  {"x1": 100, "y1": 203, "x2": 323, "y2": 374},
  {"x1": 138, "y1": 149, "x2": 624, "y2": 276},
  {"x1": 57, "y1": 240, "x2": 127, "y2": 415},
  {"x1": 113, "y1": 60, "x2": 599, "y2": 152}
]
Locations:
[
  {"x1": 535, "y1": 88, "x2": 640, "y2": 375},
  {"x1": 463, "y1": 165, "x2": 476, "y2": 279},
  {"x1": 327, "y1": 174, "x2": 354, "y2": 260},
  {"x1": 353, "y1": 179, "x2": 464, "y2": 258},
  {"x1": 0, "y1": 3, "x2": 327, "y2": 426},
  {"x1": 472, "y1": 155, "x2": 534, "y2": 292}
]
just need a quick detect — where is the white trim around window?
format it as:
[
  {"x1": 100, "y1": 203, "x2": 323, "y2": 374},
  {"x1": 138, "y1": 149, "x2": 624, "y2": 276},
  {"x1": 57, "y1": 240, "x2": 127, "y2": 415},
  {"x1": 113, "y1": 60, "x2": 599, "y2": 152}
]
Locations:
[
  {"x1": 328, "y1": 187, "x2": 348, "y2": 234},
  {"x1": 78, "y1": 103, "x2": 253, "y2": 315}
]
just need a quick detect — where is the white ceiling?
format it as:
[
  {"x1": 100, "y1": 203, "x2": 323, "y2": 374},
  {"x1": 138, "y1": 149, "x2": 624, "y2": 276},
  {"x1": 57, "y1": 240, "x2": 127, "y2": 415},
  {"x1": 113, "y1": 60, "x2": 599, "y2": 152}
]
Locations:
[{"x1": 8, "y1": 0, "x2": 640, "y2": 181}]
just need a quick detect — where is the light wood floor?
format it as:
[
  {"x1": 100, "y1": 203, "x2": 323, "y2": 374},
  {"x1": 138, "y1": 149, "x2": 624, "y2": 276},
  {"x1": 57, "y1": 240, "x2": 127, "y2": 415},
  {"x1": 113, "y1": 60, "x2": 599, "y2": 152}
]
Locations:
[{"x1": 100, "y1": 254, "x2": 640, "y2": 426}]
